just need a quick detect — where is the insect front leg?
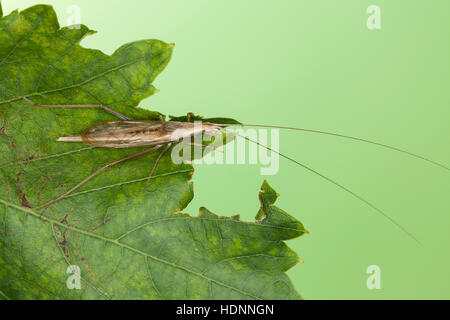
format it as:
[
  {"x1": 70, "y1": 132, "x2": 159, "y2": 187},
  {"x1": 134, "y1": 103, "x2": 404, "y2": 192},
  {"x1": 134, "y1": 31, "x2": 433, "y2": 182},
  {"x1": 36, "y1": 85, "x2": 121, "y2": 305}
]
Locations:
[
  {"x1": 23, "y1": 97, "x2": 132, "y2": 120},
  {"x1": 145, "y1": 143, "x2": 172, "y2": 188}
]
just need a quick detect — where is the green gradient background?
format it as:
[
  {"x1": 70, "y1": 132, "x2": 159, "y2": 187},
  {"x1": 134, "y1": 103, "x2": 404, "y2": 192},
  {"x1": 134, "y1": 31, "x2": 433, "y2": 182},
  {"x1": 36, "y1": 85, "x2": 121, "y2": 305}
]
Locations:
[{"x1": 6, "y1": 0, "x2": 450, "y2": 299}]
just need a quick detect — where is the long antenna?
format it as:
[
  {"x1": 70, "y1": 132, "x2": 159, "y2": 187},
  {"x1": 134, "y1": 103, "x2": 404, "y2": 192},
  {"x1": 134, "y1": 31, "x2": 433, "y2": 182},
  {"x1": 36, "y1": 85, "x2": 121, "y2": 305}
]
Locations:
[
  {"x1": 229, "y1": 131, "x2": 421, "y2": 244},
  {"x1": 213, "y1": 123, "x2": 449, "y2": 171}
]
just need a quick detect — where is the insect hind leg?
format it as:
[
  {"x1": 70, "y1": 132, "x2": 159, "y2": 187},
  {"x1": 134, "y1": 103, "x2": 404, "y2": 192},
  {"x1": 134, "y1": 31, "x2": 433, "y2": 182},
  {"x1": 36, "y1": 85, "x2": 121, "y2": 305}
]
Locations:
[
  {"x1": 23, "y1": 97, "x2": 132, "y2": 120},
  {"x1": 39, "y1": 145, "x2": 161, "y2": 217}
]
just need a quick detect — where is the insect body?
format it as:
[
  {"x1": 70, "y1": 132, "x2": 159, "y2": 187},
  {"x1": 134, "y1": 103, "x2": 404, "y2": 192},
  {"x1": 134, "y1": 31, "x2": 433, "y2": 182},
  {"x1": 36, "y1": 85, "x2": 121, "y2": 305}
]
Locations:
[
  {"x1": 58, "y1": 120, "x2": 223, "y2": 148},
  {"x1": 23, "y1": 97, "x2": 449, "y2": 243},
  {"x1": 23, "y1": 97, "x2": 231, "y2": 215}
]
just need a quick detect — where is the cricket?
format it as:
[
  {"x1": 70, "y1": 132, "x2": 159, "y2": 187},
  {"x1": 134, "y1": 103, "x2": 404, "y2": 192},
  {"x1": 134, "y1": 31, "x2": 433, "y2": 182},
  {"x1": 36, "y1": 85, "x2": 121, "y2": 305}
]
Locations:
[{"x1": 23, "y1": 97, "x2": 449, "y2": 244}]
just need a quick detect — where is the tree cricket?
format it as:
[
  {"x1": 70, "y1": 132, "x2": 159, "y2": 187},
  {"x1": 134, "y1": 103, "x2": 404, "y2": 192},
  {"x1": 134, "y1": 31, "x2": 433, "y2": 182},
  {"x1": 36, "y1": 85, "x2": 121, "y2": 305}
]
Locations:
[{"x1": 23, "y1": 97, "x2": 449, "y2": 243}]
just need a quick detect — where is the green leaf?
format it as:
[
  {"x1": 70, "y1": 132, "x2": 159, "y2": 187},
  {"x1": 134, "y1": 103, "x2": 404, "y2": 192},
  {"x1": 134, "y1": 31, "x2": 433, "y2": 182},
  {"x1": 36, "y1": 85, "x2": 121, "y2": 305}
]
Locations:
[
  {"x1": 169, "y1": 113, "x2": 242, "y2": 125},
  {"x1": 0, "y1": 4, "x2": 306, "y2": 299}
]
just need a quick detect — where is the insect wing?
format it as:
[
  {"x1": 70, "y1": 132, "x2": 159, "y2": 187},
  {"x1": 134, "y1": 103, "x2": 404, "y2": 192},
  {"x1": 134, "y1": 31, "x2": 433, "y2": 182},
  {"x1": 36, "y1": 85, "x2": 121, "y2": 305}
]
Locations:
[{"x1": 81, "y1": 120, "x2": 162, "y2": 148}]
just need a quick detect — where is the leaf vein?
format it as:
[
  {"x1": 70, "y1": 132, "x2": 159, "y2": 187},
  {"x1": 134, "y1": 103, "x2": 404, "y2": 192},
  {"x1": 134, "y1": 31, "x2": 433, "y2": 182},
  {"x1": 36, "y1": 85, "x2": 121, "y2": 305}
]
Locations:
[
  {"x1": 0, "y1": 58, "x2": 145, "y2": 106},
  {"x1": 0, "y1": 199, "x2": 263, "y2": 300}
]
